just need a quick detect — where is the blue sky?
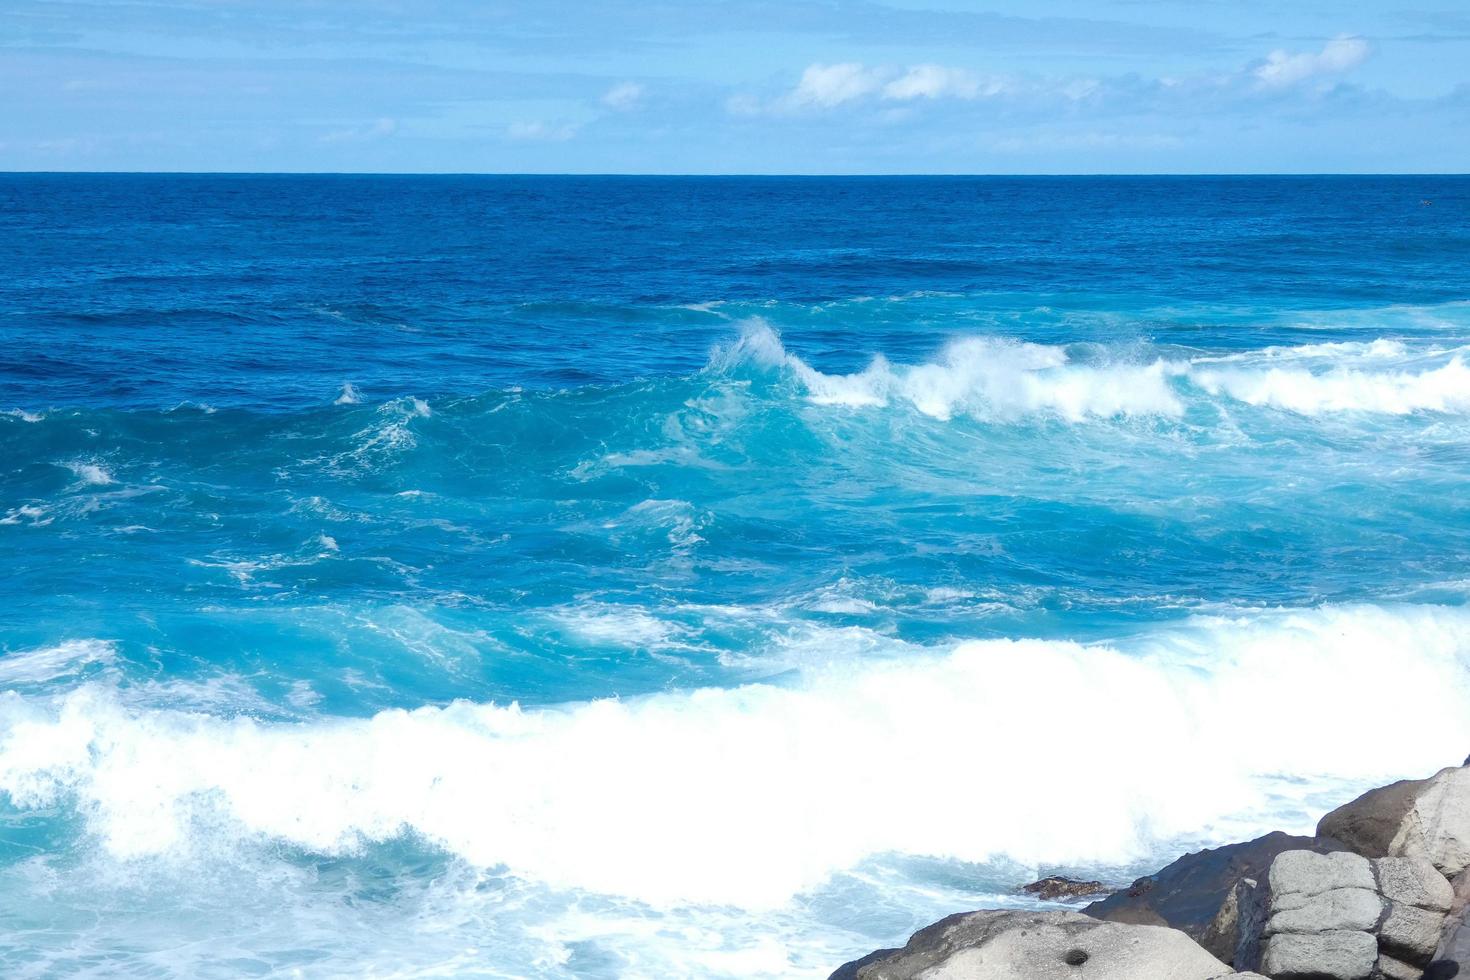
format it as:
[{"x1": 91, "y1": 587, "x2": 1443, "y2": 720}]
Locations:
[{"x1": 3, "y1": 0, "x2": 1469, "y2": 173}]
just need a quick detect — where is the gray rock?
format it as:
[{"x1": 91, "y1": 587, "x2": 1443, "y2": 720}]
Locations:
[
  {"x1": 1269, "y1": 851, "x2": 1377, "y2": 898},
  {"x1": 1376, "y1": 951, "x2": 1426, "y2": 980},
  {"x1": 1426, "y1": 875, "x2": 1470, "y2": 980},
  {"x1": 1258, "y1": 930, "x2": 1378, "y2": 979},
  {"x1": 1413, "y1": 768, "x2": 1470, "y2": 878},
  {"x1": 1265, "y1": 887, "x2": 1383, "y2": 936},
  {"x1": 1235, "y1": 850, "x2": 1386, "y2": 977},
  {"x1": 1379, "y1": 902, "x2": 1448, "y2": 965},
  {"x1": 1319, "y1": 766, "x2": 1470, "y2": 878},
  {"x1": 1374, "y1": 856, "x2": 1455, "y2": 913},
  {"x1": 1083, "y1": 831, "x2": 1346, "y2": 958},
  {"x1": 827, "y1": 910, "x2": 1238, "y2": 980}
]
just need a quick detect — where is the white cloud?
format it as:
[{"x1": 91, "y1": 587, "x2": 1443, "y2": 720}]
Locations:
[
  {"x1": 1254, "y1": 36, "x2": 1371, "y2": 89},
  {"x1": 601, "y1": 81, "x2": 645, "y2": 110},
  {"x1": 763, "y1": 61, "x2": 1009, "y2": 113},
  {"x1": 507, "y1": 120, "x2": 577, "y2": 142},
  {"x1": 319, "y1": 117, "x2": 397, "y2": 144},
  {"x1": 883, "y1": 64, "x2": 982, "y2": 101},
  {"x1": 787, "y1": 62, "x2": 886, "y2": 107}
]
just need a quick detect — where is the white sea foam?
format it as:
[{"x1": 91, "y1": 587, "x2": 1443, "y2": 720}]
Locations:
[
  {"x1": 0, "y1": 640, "x2": 117, "y2": 687},
  {"x1": 720, "y1": 320, "x2": 1183, "y2": 421},
  {"x1": 718, "y1": 322, "x2": 1470, "y2": 421},
  {"x1": 0, "y1": 504, "x2": 51, "y2": 526},
  {"x1": 1194, "y1": 356, "x2": 1470, "y2": 415},
  {"x1": 334, "y1": 382, "x2": 363, "y2": 405},
  {"x1": 62, "y1": 460, "x2": 115, "y2": 485},
  {"x1": 1, "y1": 603, "x2": 1466, "y2": 912},
  {"x1": 3, "y1": 408, "x2": 43, "y2": 423}
]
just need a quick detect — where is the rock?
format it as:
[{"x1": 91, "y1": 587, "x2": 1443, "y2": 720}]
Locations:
[
  {"x1": 1414, "y1": 768, "x2": 1470, "y2": 878},
  {"x1": 1319, "y1": 766, "x2": 1470, "y2": 878},
  {"x1": 1234, "y1": 848, "x2": 1458, "y2": 977},
  {"x1": 1426, "y1": 875, "x2": 1470, "y2": 980},
  {"x1": 1269, "y1": 850, "x2": 1378, "y2": 897},
  {"x1": 1375, "y1": 951, "x2": 1426, "y2": 979},
  {"x1": 1374, "y1": 856, "x2": 1455, "y2": 913},
  {"x1": 1318, "y1": 777, "x2": 1430, "y2": 860},
  {"x1": 1084, "y1": 831, "x2": 1346, "y2": 958},
  {"x1": 1379, "y1": 902, "x2": 1448, "y2": 964},
  {"x1": 1247, "y1": 852, "x2": 1384, "y2": 976},
  {"x1": 1022, "y1": 877, "x2": 1111, "y2": 901},
  {"x1": 1257, "y1": 930, "x2": 1378, "y2": 979},
  {"x1": 1201, "y1": 878, "x2": 1257, "y2": 966},
  {"x1": 827, "y1": 909, "x2": 1238, "y2": 980},
  {"x1": 1263, "y1": 886, "x2": 1383, "y2": 935}
]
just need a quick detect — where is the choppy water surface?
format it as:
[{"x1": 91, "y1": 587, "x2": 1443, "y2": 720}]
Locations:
[{"x1": 2, "y1": 175, "x2": 1470, "y2": 977}]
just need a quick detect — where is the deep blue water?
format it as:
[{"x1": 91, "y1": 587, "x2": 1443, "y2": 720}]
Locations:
[{"x1": 2, "y1": 175, "x2": 1470, "y2": 978}]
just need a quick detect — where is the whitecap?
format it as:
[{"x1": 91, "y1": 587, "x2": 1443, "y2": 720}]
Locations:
[{"x1": 1, "y1": 603, "x2": 1465, "y2": 910}]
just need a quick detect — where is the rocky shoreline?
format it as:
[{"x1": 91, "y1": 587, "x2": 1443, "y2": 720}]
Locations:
[{"x1": 832, "y1": 760, "x2": 1470, "y2": 980}]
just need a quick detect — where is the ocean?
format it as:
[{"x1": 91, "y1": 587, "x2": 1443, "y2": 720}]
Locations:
[{"x1": 2, "y1": 174, "x2": 1469, "y2": 977}]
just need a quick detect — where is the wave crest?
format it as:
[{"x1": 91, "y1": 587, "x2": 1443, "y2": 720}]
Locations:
[
  {"x1": 714, "y1": 321, "x2": 1470, "y2": 421},
  {"x1": 717, "y1": 320, "x2": 1183, "y2": 421},
  {"x1": 2, "y1": 603, "x2": 1467, "y2": 908}
]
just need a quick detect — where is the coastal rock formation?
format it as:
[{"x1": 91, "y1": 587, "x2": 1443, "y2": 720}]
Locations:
[
  {"x1": 1233, "y1": 849, "x2": 1457, "y2": 979},
  {"x1": 1319, "y1": 767, "x2": 1470, "y2": 878},
  {"x1": 1083, "y1": 831, "x2": 1345, "y2": 961},
  {"x1": 1427, "y1": 873, "x2": 1470, "y2": 980},
  {"x1": 1022, "y1": 877, "x2": 1111, "y2": 901},
  {"x1": 834, "y1": 765, "x2": 1470, "y2": 980},
  {"x1": 828, "y1": 910, "x2": 1246, "y2": 980}
]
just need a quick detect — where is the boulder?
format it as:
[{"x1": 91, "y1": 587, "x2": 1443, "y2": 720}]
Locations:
[
  {"x1": 1022, "y1": 877, "x2": 1111, "y2": 901},
  {"x1": 1374, "y1": 856, "x2": 1455, "y2": 914},
  {"x1": 1318, "y1": 778, "x2": 1430, "y2": 860},
  {"x1": 1319, "y1": 766, "x2": 1470, "y2": 878},
  {"x1": 828, "y1": 910, "x2": 1240, "y2": 980},
  {"x1": 1263, "y1": 885, "x2": 1383, "y2": 936},
  {"x1": 1378, "y1": 902, "x2": 1447, "y2": 963},
  {"x1": 1084, "y1": 831, "x2": 1346, "y2": 960},
  {"x1": 1376, "y1": 951, "x2": 1425, "y2": 980},
  {"x1": 1235, "y1": 849, "x2": 1460, "y2": 978},
  {"x1": 1257, "y1": 930, "x2": 1378, "y2": 979},
  {"x1": 1425, "y1": 874, "x2": 1470, "y2": 980},
  {"x1": 1235, "y1": 851, "x2": 1383, "y2": 978}
]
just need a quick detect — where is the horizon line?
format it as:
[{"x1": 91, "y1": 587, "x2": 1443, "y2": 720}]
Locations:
[{"x1": 2, "y1": 170, "x2": 1468, "y2": 179}]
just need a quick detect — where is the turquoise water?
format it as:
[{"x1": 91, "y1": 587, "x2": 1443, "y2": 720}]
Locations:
[{"x1": 2, "y1": 175, "x2": 1470, "y2": 977}]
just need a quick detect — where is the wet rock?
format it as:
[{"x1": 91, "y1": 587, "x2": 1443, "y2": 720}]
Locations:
[
  {"x1": 1022, "y1": 877, "x2": 1111, "y2": 901},
  {"x1": 1084, "y1": 831, "x2": 1346, "y2": 957},
  {"x1": 828, "y1": 909, "x2": 1238, "y2": 980}
]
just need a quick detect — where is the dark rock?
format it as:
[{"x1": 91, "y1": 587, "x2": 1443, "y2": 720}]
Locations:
[
  {"x1": 1319, "y1": 766, "x2": 1470, "y2": 878},
  {"x1": 827, "y1": 909, "x2": 1236, "y2": 980},
  {"x1": 1083, "y1": 831, "x2": 1347, "y2": 962},
  {"x1": 1317, "y1": 776, "x2": 1432, "y2": 860},
  {"x1": 1022, "y1": 876, "x2": 1111, "y2": 901},
  {"x1": 1426, "y1": 873, "x2": 1470, "y2": 980}
]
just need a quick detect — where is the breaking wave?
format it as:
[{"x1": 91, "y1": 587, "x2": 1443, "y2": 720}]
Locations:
[
  {"x1": 713, "y1": 320, "x2": 1470, "y2": 420},
  {"x1": 3, "y1": 603, "x2": 1467, "y2": 910}
]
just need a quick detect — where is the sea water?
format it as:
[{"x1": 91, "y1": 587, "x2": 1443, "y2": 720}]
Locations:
[{"x1": 1, "y1": 174, "x2": 1469, "y2": 977}]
